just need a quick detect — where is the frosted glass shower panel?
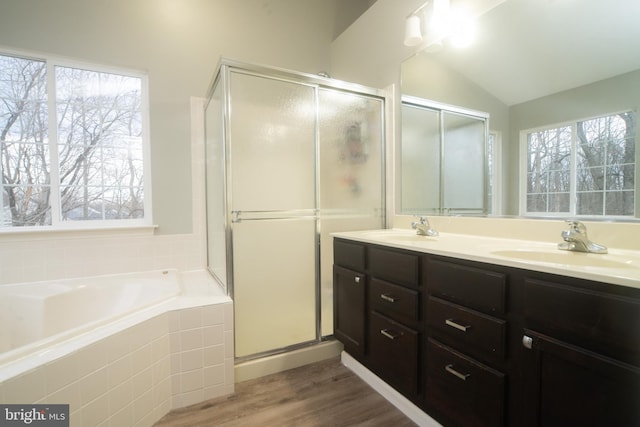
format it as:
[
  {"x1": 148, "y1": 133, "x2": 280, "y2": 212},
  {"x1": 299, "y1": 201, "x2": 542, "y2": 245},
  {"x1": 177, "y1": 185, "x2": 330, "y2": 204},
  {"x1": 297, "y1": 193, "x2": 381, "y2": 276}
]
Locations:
[
  {"x1": 401, "y1": 105, "x2": 441, "y2": 213},
  {"x1": 229, "y1": 72, "x2": 316, "y2": 211},
  {"x1": 317, "y1": 89, "x2": 385, "y2": 337},
  {"x1": 318, "y1": 89, "x2": 384, "y2": 211},
  {"x1": 205, "y1": 79, "x2": 227, "y2": 288},
  {"x1": 233, "y1": 219, "x2": 317, "y2": 358},
  {"x1": 443, "y1": 112, "x2": 485, "y2": 211}
]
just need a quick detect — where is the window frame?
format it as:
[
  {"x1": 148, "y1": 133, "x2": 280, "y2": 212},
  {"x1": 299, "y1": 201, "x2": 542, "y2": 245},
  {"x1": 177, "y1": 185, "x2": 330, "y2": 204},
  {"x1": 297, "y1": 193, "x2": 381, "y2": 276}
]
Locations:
[
  {"x1": 0, "y1": 47, "x2": 152, "y2": 231},
  {"x1": 519, "y1": 111, "x2": 636, "y2": 219}
]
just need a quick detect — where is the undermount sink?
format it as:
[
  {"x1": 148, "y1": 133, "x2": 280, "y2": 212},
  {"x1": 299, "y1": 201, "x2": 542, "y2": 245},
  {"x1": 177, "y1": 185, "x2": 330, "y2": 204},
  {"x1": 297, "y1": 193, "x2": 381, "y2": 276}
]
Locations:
[{"x1": 491, "y1": 249, "x2": 637, "y2": 269}]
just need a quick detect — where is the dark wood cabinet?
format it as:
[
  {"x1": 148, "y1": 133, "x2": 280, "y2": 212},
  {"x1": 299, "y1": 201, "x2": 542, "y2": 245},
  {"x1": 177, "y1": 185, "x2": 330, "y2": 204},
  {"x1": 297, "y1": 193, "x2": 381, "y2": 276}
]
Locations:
[
  {"x1": 369, "y1": 311, "x2": 420, "y2": 397},
  {"x1": 521, "y1": 330, "x2": 640, "y2": 427},
  {"x1": 367, "y1": 245, "x2": 422, "y2": 402},
  {"x1": 333, "y1": 265, "x2": 366, "y2": 358},
  {"x1": 425, "y1": 338, "x2": 505, "y2": 427},
  {"x1": 424, "y1": 257, "x2": 509, "y2": 426},
  {"x1": 521, "y1": 277, "x2": 640, "y2": 427},
  {"x1": 332, "y1": 237, "x2": 640, "y2": 427}
]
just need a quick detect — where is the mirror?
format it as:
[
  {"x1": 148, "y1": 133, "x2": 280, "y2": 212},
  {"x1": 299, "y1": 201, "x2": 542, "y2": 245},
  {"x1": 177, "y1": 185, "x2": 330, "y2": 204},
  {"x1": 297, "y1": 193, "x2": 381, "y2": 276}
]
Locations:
[{"x1": 400, "y1": 0, "x2": 640, "y2": 220}]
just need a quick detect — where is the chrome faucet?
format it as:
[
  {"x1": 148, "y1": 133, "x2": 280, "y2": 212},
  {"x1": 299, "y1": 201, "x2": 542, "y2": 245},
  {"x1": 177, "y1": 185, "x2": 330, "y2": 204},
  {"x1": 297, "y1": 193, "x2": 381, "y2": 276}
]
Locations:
[
  {"x1": 411, "y1": 216, "x2": 439, "y2": 237},
  {"x1": 558, "y1": 220, "x2": 607, "y2": 254}
]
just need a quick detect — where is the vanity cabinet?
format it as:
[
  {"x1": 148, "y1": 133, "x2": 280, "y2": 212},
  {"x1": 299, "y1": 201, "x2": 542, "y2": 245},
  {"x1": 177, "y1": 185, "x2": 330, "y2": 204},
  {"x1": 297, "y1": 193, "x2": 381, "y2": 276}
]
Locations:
[
  {"x1": 520, "y1": 275, "x2": 640, "y2": 426},
  {"x1": 367, "y1": 246, "x2": 422, "y2": 400},
  {"x1": 332, "y1": 236, "x2": 640, "y2": 427},
  {"x1": 424, "y1": 258, "x2": 509, "y2": 427},
  {"x1": 333, "y1": 239, "x2": 367, "y2": 359}
]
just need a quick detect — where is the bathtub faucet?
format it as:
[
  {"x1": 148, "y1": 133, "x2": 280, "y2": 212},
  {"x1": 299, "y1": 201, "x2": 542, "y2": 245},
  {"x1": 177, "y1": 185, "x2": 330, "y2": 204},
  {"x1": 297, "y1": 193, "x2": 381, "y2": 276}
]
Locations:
[
  {"x1": 558, "y1": 220, "x2": 607, "y2": 254},
  {"x1": 411, "y1": 216, "x2": 439, "y2": 237}
]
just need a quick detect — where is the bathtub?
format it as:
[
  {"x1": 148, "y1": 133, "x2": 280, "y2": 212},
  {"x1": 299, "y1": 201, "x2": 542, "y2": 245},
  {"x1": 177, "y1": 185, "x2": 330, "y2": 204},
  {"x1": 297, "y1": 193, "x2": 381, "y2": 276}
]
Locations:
[
  {"x1": 0, "y1": 269, "x2": 234, "y2": 427},
  {"x1": 0, "y1": 270, "x2": 180, "y2": 365}
]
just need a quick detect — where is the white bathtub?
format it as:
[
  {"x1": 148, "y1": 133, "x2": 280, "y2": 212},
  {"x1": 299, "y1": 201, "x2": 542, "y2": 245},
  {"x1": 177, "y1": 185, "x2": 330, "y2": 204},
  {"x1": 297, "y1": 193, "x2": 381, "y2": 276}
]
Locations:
[
  {"x1": 0, "y1": 270, "x2": 180, "y2": 365},
  {"x1": 0, "y1": 269, "x2": 234, "y2": 427}
]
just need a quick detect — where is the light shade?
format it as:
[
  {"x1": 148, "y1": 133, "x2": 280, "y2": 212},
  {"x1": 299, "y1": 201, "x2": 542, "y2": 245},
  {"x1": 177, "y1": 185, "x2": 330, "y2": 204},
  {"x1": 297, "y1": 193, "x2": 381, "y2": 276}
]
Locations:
[{"x1": 404, "y1": 15, "x2": 423, "y2": 46}]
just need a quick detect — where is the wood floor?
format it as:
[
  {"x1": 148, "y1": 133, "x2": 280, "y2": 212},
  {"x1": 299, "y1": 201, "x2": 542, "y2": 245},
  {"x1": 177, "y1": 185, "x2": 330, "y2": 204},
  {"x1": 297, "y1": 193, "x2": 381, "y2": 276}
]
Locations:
[{"x1": 155, "y1": 356, "x2": 417, "y2": 427}]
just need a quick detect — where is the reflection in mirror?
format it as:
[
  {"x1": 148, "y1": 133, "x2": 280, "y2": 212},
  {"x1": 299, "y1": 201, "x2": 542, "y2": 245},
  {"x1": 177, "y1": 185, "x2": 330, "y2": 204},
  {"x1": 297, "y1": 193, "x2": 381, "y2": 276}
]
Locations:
[
  {"x1": 400, "y1": 0, "x2": 640, "y2": 220},
  {"x1": 401, "y1": 96, "x2": 488, "y2": 215}
]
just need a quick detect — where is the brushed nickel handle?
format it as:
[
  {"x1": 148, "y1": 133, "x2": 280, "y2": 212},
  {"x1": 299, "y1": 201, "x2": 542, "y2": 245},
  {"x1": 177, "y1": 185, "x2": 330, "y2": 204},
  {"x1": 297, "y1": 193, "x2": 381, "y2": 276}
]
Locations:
[
  {"x1": 354, "y1": 276, "x2": 361, "y2": 284},
  {"x1": 445, "y1": 319, "x2": 471, "y2": 332},
  {"x1": 380, "y1": 329, "x2": 399, "y2": 340},
  {"x1": 522, "y1": 335, "x2": 533, "y2": 349},
  {"x1": 380, "y1": 293, "x2": 396, "y2": 303},
  {"x1": 445, "y1": 364, "x2": 470, "y2": 381}
]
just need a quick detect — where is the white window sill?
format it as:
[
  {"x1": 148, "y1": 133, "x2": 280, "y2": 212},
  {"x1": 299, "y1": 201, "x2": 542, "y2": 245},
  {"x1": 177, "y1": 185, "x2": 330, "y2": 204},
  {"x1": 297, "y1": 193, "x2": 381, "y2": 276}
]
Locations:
[{"x1": 0, "y1": 224, "x2": 159, "y2": 241}]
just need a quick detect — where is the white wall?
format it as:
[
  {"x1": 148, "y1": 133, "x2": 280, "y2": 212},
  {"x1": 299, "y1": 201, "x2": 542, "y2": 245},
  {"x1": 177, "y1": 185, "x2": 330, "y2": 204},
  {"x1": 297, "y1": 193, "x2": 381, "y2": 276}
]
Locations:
[{"x1": 0, "y1": 0, "x2": 347, "y2": 235}]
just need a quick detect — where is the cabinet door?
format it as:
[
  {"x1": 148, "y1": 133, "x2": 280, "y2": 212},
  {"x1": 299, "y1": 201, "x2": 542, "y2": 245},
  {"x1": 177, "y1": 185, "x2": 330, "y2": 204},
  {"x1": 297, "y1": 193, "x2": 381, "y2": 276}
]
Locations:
[
  {"x1": 521, "y1": 330, "x2": 640, "y2": 427},
  {"x1": 333, "y1": 265, "x2": 366, "y2": 358},
  {"x1": 369, "y1": 311, "x2": 420, "y2": 398}
]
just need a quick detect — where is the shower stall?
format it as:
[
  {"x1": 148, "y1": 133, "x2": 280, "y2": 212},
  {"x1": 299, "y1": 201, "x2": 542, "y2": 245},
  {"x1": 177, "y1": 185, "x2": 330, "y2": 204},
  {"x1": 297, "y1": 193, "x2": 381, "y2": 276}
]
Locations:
[{"x1": 204, "y1": 59, "x2": 386, "y2": 361}]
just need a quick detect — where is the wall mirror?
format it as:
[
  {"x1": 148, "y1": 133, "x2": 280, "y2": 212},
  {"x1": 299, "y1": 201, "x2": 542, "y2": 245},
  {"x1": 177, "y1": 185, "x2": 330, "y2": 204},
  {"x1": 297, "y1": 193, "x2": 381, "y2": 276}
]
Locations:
[{"x1": 400, "y1": 0, "x2": 640, "y2": 220}]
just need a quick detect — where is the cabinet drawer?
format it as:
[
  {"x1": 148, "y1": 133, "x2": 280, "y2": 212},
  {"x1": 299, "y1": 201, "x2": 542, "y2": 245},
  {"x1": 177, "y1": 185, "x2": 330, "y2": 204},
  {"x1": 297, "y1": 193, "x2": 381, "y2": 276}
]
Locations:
[
  {"x1": 369, "y1": 311, "x2": 420, "y2": 398},
  {"x1": 425, "y1": 338, "x2": 505, "y2": 427},
  {"x1": 427, "y1": 296, "x2": 506, "y2": 359},
  {"x1": 334, "y1": 239, "x2": 366, "y2": 271},
  {"x1": 370, "y1": 278, "x2": 420, "y2": 325},
  {"x1": 524, "y1": 278, "x2": 640, "y2": 366},
  {"x1": 426, "y1": 258, "x2": 506, "y2": 315},
  {"x1": 369, "y1": 246, "x2": 419, "y2": 287}
]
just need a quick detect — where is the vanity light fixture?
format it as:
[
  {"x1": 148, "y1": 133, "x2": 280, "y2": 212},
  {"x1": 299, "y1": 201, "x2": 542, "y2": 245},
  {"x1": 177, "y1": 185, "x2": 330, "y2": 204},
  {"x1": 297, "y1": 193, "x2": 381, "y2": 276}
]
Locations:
[
  {"x1": 403, "y1": 1, "x2": 432, "y2": 47},
  {"x1": 404, "y1": 14, "x2": 423, "y2": 46},
  {"x1": 404, "y1": 0, "x2": 474, "y2": 51}
]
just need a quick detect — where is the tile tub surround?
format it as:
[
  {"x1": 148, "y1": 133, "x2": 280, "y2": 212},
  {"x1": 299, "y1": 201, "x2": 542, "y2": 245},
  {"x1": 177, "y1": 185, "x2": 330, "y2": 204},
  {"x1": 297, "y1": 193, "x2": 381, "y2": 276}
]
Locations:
[{"x1": 0, "y1": 271, "x2": 234, "y2": 427}]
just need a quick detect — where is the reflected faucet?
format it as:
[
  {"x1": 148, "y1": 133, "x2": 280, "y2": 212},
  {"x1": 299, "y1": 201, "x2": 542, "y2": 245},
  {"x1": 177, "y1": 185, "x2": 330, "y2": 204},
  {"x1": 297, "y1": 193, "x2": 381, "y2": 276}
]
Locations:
[
  {"x1": 411, "y1": 216, "x2": 439, "y2": 237},
  {"x1": 558, "y1": 220, "x2": 607, "y2": 254}
]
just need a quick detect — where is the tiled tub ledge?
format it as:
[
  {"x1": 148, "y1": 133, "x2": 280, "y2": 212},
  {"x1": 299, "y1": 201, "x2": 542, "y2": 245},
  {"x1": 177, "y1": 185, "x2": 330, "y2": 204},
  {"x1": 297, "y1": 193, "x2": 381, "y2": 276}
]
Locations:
[{"x1": 0, "y1": 269, "x2": 234, "y2": 427}]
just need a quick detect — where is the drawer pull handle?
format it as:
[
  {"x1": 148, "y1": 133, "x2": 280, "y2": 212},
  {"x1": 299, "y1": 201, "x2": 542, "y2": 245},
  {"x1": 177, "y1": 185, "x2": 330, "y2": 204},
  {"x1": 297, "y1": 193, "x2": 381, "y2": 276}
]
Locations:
[
  {"x1": 380, "y1": 293, "x2": 396, "y2": 303},
  {"x1": 445, "y1": 364, "x2": 470, "y2": 381},
  {"x1": 445, "y1": 319, "x2": 471, "y2": 332},
  {"x1": 354, "y1": 276, "x2": 361, "y2": 284},
  {"x1": 380, "y1": 329, "x2": 399, "y2": 340}
]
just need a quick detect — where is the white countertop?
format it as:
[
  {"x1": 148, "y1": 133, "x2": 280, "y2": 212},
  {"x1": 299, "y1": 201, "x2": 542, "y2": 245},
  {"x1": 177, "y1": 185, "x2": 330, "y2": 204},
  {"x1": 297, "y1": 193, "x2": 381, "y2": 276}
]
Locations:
[{"x1": 332, "y1": 229, "x2": 640, "y2": 289}]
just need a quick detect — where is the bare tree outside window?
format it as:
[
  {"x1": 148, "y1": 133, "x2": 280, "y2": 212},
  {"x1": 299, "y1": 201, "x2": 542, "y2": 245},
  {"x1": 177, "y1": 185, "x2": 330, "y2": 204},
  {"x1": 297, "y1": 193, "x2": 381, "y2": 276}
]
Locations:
[
  {"x1": 56, "y1": 67, "x2": 144, "y2": 221},
  {"x1": 525, "y1": 112, "x2": 636, "y2": 217},
  {"x1": 0, "y1": 53, "x2": 146, "y2": 228},
  {"x1": 0, "y1": 55, "x2": 49, "y2": 226}
]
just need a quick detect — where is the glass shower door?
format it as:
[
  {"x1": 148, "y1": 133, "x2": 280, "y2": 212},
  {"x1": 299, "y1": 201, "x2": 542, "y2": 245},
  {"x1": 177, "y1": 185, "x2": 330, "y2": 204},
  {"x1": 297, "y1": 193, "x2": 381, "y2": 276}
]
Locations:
[
  {"x1": 317, "y1": 88, "x2": 385, "y2": 337},
  {"x1": 229, "y1": 71, "x2": 317, "y2": 358}
]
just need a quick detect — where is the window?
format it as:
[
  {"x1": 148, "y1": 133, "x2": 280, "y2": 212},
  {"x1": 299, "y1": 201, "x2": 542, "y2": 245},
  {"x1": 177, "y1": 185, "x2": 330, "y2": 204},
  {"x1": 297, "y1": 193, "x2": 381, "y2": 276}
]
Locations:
[
  {"x1": 0, "y1": 52, "x2": 150, "y2": 229},
  {"x1": 522, "y1": 112, "x2": 636, "y2": 217}
]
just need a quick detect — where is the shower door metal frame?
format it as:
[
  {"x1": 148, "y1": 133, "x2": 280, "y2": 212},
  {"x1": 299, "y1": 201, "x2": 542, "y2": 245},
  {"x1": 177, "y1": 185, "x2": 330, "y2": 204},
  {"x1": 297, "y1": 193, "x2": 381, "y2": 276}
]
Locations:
[{"x1": 204, "y1": 58, "x2": 388, "y2": 361}]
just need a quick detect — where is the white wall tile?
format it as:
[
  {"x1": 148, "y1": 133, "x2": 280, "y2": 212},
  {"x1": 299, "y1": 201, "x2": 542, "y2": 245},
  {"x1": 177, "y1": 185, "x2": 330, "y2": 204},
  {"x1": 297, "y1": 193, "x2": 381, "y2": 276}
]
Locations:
[
  {"x1": 203, "y1": 344, "x2": 224, "y2": 367},
  {"x1": 180, "y1": 328, "x2": 203, "y2": 352},
  {"x1": 45, "y1": 355, "x2": 80, "y2": 394},
  {"x1": 108, "y1": 378, "x2": 133, "y2": 415},
  {"x1": 3, "y1": 368, "x2": 47, "y2": 403},
  {"x1": 179, "y1": 307, "x2": 202, "y2": 330},
  {"x1": 180, "y1": 349, "x2": 203, "y2": 372},
  {"x1": 179, "y1": 369, "x2": 203, "y2": 393},
  {"x1": 109, "y1": 405, "x2": 133, "y2": 427},
  {"x1": 79, "y1": 367, "x2": 108, "y2": 405},
  {"x1": 107, "y1": 354, "x2": 133, "y2": 388},
  {"x1": 202, "y1": 305, "x2": 224, "y2": 326}
]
